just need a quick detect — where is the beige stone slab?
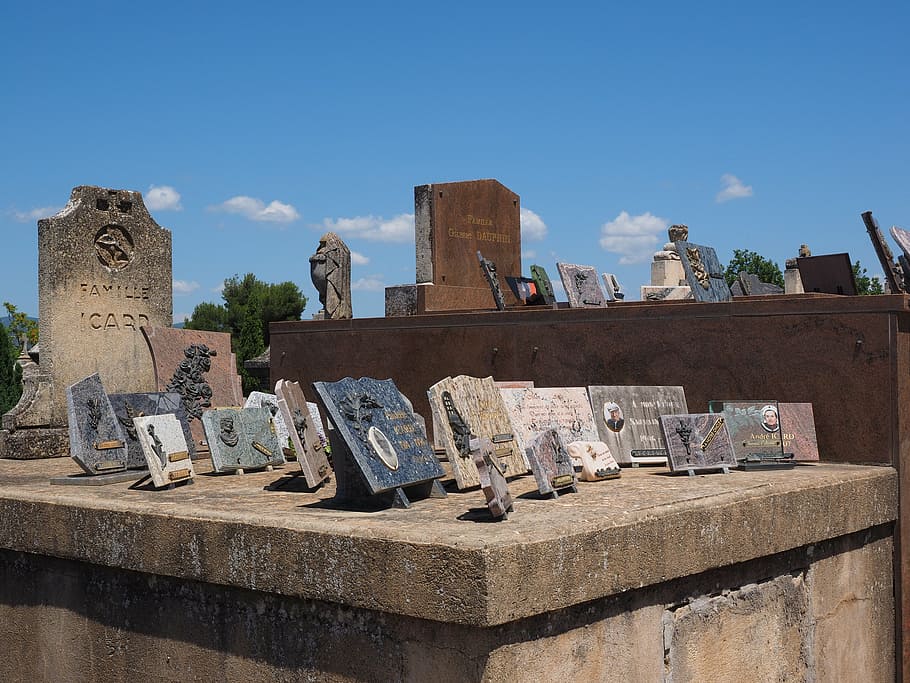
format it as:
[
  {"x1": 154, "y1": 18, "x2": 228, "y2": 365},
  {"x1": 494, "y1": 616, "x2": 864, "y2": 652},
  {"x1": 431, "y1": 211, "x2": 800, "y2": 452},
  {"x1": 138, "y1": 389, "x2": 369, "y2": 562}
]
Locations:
[
  {"x1": 133, "y1": 414, "x2": 195, "y2": 488},
  {"x1": 275, "y1": 380, "x2": 330, "y2": 487}
]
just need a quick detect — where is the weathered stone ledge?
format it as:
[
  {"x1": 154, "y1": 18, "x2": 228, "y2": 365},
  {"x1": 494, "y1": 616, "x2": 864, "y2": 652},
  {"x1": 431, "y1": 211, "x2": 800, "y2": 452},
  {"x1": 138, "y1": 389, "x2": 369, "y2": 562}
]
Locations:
[{"x1": 0, "y1": 458, "x2": 896, "y2": 627}]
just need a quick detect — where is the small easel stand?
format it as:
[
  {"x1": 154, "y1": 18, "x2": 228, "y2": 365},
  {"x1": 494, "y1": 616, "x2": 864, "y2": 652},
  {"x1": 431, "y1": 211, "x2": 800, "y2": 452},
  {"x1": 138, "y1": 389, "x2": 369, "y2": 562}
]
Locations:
[
  {"x1": 130, "y1": 471, "x2": 195, "y2": 491},
  {"x1": 680, "y1": 464, "x2": 731, "y2": 478},
  {"x1": 627, "y1": 448, "x2": 670, "y2": 468},
  {"x1": 51, "y1": 468, "x2": 148, "y2": 487}
]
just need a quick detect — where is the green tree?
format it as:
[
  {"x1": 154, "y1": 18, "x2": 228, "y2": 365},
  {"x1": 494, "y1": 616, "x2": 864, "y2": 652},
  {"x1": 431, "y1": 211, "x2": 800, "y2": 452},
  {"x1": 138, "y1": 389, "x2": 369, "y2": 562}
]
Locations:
[
  {"x1": 852, "y1": 261, "x2": 885, "y2": 295},
  {"x1": 3, "y1": 302, "x2": 38, "y2": 346},
  {"x1": 184, "y1": 274, "x2": 306, "y2": 392},
  {"x1": 724, "y1": 250, "x2": 785, "y2": 288},
  {"x1": 0, "y1": 321, "x2": 21, "y2": 414}
]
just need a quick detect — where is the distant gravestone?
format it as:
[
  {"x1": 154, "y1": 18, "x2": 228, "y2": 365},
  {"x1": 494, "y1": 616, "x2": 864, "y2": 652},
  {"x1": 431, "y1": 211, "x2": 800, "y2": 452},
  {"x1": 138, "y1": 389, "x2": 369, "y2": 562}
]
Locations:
[
  {"x1": 498, "y1": 387, "x2": 599, "y2": 456},
  {"x1": 796, "y1": 253, "x2": 857, "y2": 295},
  {"x1": 709, "y1": 400, "x2": 786, "y2": 462},
  {"x1": 275, "y1": 379, "x2": 331, "y2": 488},
  {"x1": 601, "y1": 273, "x2": 625, "y2": 301},
  {"x1": 641, "y1": 285, "x2": 693, "y2": 301},
  {"x1": 108, "y1": 391, "x2": 194, "y2": 469},
  {"x1": 65, "y1": 373, "x2": 128, "y2": 475},
  {"x1": 133, "y1": 414, "x2": 195, "y2": 488},
  {"x1": 202, "y1": 406, "x2": 284, "y2": 474},
  {"x1": 525, "y1": 429, "x2": 577, "y2": 498},
  {"x1": 556, "y1": 263, "x2": 607, "y2": 307},
  {"x1": 530, "y1": 264, "x2": 557, "y2": 305},
  {"x1": 676, "y1": 242, "x2": 732, "y2": 302},
  {"x1": 309, "y1": 232, "x2": 353, "y2": 319},
  {"x1": 1, "y1": 186, "x2": 172, "y2": 460},
  {"x1": 244, "y1": 391, "x2": 290, "y2": 456},
  {"x1": 412, "y1": 179, "x2": 522, "y2": 313},
  {"x1": 737, "y1": 272, "x2": 783, "y2": 296},
  {"x1": 658, "y1": 413, "x2": 737, "y2": 474}
]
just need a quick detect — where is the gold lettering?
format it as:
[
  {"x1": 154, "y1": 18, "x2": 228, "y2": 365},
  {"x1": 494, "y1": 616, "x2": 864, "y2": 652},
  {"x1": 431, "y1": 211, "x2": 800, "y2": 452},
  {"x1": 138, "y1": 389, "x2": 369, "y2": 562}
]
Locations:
[{"x1": 448, "y1": 228, "x2": 474, "y2": 240}]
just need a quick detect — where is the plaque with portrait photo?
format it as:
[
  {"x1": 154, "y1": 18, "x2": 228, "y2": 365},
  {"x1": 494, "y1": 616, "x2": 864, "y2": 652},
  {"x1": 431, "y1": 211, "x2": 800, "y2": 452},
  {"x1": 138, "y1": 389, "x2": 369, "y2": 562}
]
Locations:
[{"x1": 708, "y1": 400, "x2": 786, "y2": 462}]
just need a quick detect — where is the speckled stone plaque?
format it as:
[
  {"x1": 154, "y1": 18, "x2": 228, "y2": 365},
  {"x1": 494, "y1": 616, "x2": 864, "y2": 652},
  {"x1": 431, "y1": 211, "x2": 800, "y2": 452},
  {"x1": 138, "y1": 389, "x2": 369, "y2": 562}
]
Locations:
[
  {"x1": 473, "y1": 437, "x2": 513, "y2": 520},
  {"x1": 588, "y1": 385, "x2": 689, "y2": 465},
  {"x1": 708, "y1": 400, "x2": 785, "y2": 461},
  {"x1": 314, "y1": 377, "x2": 444, "y2": 502},
  {"x1": 566, "y1": 441, "x2": 621, "y2": 481},
  {"x1": 779, "y1": 403, "x2": 819, "y2": 461},
  {"x1": 108, "y1": 391, "x2": 194, "y2": 469},
  {"x1": 499, "y1": 387, "x2": 599, "y2": 457},
  {"x1": 66, "y1": 373, "x2": 128, "y2": 475},
  {"x1": 676, "y1": 241, "x2": 732, "y2": 302},
  {"x1": 133, "y1": 414, "x2": 195, "y2": 487},
  {"x1": 525, "y1": 429, "x2": 577, "y2": 498},
  {"x1": 557, "y1": 263, "x2": 607, "y2": 307},
  {"x1": 245, "y1": 391, "x2": 291, "y2": 456},
  {"x1": 658, "y1": 413, "x2": 737, "y2": 473},
  {"x1": 202, "y1": 406, "x2": 284, "y2": 473},
  {"x1": 275, "y1": 379, "x2": 331, "y2": 488}
]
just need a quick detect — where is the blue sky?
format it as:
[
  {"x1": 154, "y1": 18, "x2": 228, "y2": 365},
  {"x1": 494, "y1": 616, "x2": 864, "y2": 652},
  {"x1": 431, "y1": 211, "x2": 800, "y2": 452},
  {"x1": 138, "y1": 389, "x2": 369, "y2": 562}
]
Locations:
[{"x1": 2, "y1": 2, "x2": 908, "y2": 321}]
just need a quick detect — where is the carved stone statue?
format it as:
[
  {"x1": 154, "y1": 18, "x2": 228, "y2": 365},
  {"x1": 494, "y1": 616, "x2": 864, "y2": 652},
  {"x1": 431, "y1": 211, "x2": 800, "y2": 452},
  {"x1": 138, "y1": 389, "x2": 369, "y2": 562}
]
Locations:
[
  {"x1": 309, "y1": 232, "x2": 353, "y2": 320},
  {"x1": 654, "y1": 224, "x2": 689, "y2": 261}
]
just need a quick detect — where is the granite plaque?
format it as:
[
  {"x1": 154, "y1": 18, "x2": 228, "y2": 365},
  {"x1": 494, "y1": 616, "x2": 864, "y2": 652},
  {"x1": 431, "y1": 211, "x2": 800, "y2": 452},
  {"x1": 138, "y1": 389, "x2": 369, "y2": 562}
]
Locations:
[
  {"x1": 529, "y1": 264, "x2": 556, "y2": 305},
  {"x1": 525, "y1": 429, "x2": 577, "y2": 498},
  {"x1": 658, "y1": 413, "x2": 737, "y2": 473},
  {"x1": 108, "y1": 391, "x2": 194, "y2": 469},
  {"x1": 245, "y1": 391, "x2": 291, "y2": 457},
  {"x1": 203, "y1": 406, "x2": 284, "y2": 473},
  {"x1": 428, "y1": 375, "x2": 528, "y2": 490},
  {"x1": 66, "y1": 373, "x2": 128, "y2": 474},
  {"x1": 708, "y1": 400, "x2": 786, "y2": 462},
  {"x1": 588, "y1": 385, "x2": 688, "y2": 465},
  {"x1": 796, "y1": 254, "x2": 857, "y2": 296},
  {"x1": 676, "y1": 242, "x2": 731, "y2": 302},
  {"x1": 314, "y1": 377, "x2": 444, "y2": 502},
  {"x1": 557, "y1": 263, "x2": 607, "y2": 308},
  {"x1": 566, "y1": 441, "x2": 621, "y2": 481},
  {"x1": 275, "y1": 379, "x2": 331, "y2": 488},
  {"x1": 498, "y1": 387, "x2": 599, "y2": 456},
  {"x1": 133, "y1": 414, "x2": 194, "y2": 487},
  {"x1": 779, "y1": 403, "x2": 820, "y2": 461},
  {"x1": 473, "y1": 437, "x2": 513, "y2": 520}
]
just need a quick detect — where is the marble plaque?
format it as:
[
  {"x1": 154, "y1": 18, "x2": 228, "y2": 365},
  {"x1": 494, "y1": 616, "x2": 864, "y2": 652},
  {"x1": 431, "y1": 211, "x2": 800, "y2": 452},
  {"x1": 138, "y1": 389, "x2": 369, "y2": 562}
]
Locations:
[
  {"x1": 108, "y1": 391, "x2": 194, "y2": 469},
  {"x1": 566, "y1": 441, "x2": 621, "y2": 481},
  {"x1": 66, "y1": 373, "x2": 128, "y2": 475},
  {"x1": 203, "y1": 406, "x2": 284, "y2": 473},
  {"x1": 142, "y1": 327, "x2": 243, "y2": 449},
  {"x1": 498, "y1": 387, "x2": 599, "y2": 456},
  {"x1": 314, "y1": 377, "x2": 444, "y2": 497},
  {"x1": 529, "y1": 264, "x2": 556, "y2": 305},
  {"x1": 428, "y1": 375, "x2": 528, "y2": 490},
  {"x1": 588, "y1": 385, "x2": 688, "y2": 465},
  {"x1": 658, "y1": 413, "x2": 737, "y2": 473},
  {"x1": 708, "y1": 400, "x2": 785, "y2": 461},
  {"x1": 473, "y1": 437, "x2": 513, "y2": 519},
  {"x1": 676, "y1": 241, "x2": 732, "y2": 302},
  {"x1": 557, "y1": 263, "x2": 607, "y2": 307},
  {"x1": 601, "y1": 273, "x2": 625, "y2": 301},
  {"x1": 779, "y1": 403, "x2": 820, "y2": 461},
  {"x1": 525, "y1": 429, "x2": 577, "y2": 497},
  {"x1": 133, "y1": 414, "x2": 194, "y2": 487},
  {"x1": 275, "y1": 379, "x2": 331, "y2": 487},
  {"x1": 245, "y1": 391, "x2": 290, "y2": 456}
]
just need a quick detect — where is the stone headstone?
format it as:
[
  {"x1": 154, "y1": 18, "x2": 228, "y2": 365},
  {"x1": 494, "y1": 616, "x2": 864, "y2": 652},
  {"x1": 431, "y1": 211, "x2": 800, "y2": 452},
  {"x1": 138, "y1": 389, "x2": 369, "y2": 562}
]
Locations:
[
  {"x1": 566, "y1": 441, "x2": 621, "y2": 481},
  {"x1": 498, "y1": 387, "x2": 599, "y2": 457},
  {"x1": 428, "y1": 375, "x2": 528, "y2": 490},
  {"x1": 142, "y1": 327, "x2": 242, "y2": 450},
  {"x1": 108, "y1": 391, "x2": 194, "y2": 469},
  {"x1": 133, "y1": 414, "x2": 195, "y2": 488},
  {"x1": 601, "y1": 273, "x2": 625, "y2": 301},
  {"x1": 202, "y1": 406, "x2": 284, "y2": 473},
  {"x1": 472, "y1": 437, "x2": 513, "y2": 520},
  {"x1": 66, "y1": 373, "x2": 128, "y2": 475},
  {"x1": 1, "y1": 186, "x2": 172, "y2": 459},
  {"x1": 796, "y1": 254, "x2": 857, "y2": 295},
  {"x1": 778, "y1": 403, "x2": 820, "y2": 461},
  {"x1": 529, "y1": 264, "x2": 557, "y2": 305},
  {"x1": 477, "y1": 251, "x2": 507, "y2": 310},
  {"x1": 275, "y1": 380, "x2": 331, "y2": 488},
  {"x1": 676, "y1": 242, "x2": 731, "y2": 302},
  {"x1": 556, "y1": 263, "x2": 608, "y2": 308},
  {"x1": 310, "y1": 232, "x2": 353, "y2": 319},
  {"x1": 708, "y1": 400, "x2": 786, "y2": 461},
  {"x1": 738, "y1": 272, "x2": 784, "y2": 296},
  {"x1": 525, "y1": 429, "x2": 577, "y2": 498},
  {"x1": 412, "y1": 179, "x2": 522, "y2": 312},
  {"x1": 658, "y1": 413, "x2": 737, "y2": 473},
  {"x1": 244, "y1": 391, "x2": 290, "y2": 456},
  {"x1": 588, "y1": 385, "x2": 689, "y2": 465}
]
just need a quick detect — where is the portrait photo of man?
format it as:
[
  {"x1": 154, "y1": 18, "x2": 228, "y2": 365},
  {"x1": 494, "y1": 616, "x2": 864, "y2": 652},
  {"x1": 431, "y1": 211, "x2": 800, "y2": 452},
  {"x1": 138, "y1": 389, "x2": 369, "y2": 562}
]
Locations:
[
  {"x1": 760, "y1": 404, "x2": 780, "y2": 433},
  {"x1": 604, "y1": 402, "x2": 625, "y2": 433}
]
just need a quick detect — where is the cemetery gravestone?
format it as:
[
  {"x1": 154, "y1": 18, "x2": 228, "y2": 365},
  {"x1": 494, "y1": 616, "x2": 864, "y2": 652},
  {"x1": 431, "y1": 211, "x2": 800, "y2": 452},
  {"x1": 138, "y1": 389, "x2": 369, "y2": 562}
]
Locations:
[
  {"x1": 676, "y1": 242, "x2": 732, "y2": 302},
  {"x1": 796, "y1": 254, "x2": 857, "y2": 295},
  {"x1": 133, "y1": 414, "x2": 195, "y2": 487},
  {"x1": 737, "y1": 272, "x2": 783, "y2": 296},
  {"x1": 890, "y1": 226, "x2": 910, "y2": 291},
  {"x1": 525, "y1": 429, "x2": 577, "y2": 498},
  {"x1": 498, "y1": 387, "x2": 599, "y2": 456},
  {"x1": 275, "y1": 380, "x2": 331, "y2": 488},
  {"x1": 309, "y1": 232, "x2": 353, "y2": 319},
  {"x1": 314, "y1": 377, "x2": 445, "y2": 507},
  {"x1": 203, "y1": 407, "x2": 284, "y2": 474},
  {"x1": 108, "y1": 391, "x2": 194, "y2": 469},
  {"x1": 658, "y1": 413, "x2": 737, "y2": 474},
  {"x1": 473, "y1": 437, "x2": 513, "y2": 520},
  {"x1": 708, "y1": 401, "x2": 788, "y2": 463},
  {"x1": 245, "y1": 391, "x2": 291, "y2": 458},
  {"x1": 861, "y1": 211, "x2": 904, "y2": 293},
  {"x1": 588, "y1": 385, "x2": 688, "y2": 465},
  {"x1": 557, "y1": 263, "x2": 608, "y2": 308},
  {"x1": 65, "y1": 373, "x2": 128, "y2": 476},
  {"x1": 529, "y1": 264, "x2": 557, "y2": 305},
  {"x1": 778, "y1": 403, "x2": 820, "y2": 461},
  {"x1": 566, "y1": 441, "x2": 621, "y2": 481}
]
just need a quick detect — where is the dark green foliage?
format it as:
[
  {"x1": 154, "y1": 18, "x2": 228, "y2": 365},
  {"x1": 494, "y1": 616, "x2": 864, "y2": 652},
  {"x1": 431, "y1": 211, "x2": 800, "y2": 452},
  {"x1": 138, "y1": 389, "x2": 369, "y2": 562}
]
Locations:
[
  {"x1": 853, "y1": 261, "x2": 884, "y2": 295},
  {"x1": 3, "y1": 302, "x2": 38, "y2": 345},
  {"x1": 0, "y1": 321, "x2": 21, "y2": 414},
  {"x1": 724, "y1": 250, "x2": 784, "y2": 288},
  {"x1": 183, "y1": 274, "x2": 306, "y2": 393}
]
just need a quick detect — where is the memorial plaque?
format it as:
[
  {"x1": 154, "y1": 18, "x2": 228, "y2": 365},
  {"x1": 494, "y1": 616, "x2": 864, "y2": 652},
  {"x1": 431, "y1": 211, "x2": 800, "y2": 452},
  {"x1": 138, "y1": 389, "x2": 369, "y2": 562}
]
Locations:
[
  {"x1": 738, "y1": 272, "x2": 783, "y2": 296},
  {"x1": 779, "y1": 403, "x2": 820, "y2": 461},
  {"x1": 66, "y1": 373, "x2": 128, "y2": 475},
  {"x1": 601, "y1": 273, "x2": 625, "y2": 301},
  {"x1": 796, "y1": 254, "x2": 857, "y2": 295},
  {"x1": 658, "y1": 413, "x2": 737, "y2": 473},
  {"x1": 275, "y1": 379, "x2": 331, "y2": 488},
  {"x1": 588, "y1": 385, "x2": 688, "y2": 465},
  {"x1": 203, "y1": 406, "x2": 284, "y2": 473},
  {"x1": 314, "y1": 377, "x2": 444, "y2": 503},
  {"x1": 498, "y1": 387, "x2": 599, "y2": 456},
  {"x1": 244, "y1": 391, "x2": 290, "y2": 458},
  {"x1": 525, "y1": 429, "x2": 577, "y2": 498},
  {"x1": 477, "y1": 251, "x2": 507, "y2": 310},
  {"x1": 428, "y1": 375, "x2": 528, "y2": 490},
  {"x1": 529, "y1": 264, "x2": 556, "y2": 305},
  {"x1": 133, "y1": 414, "x2": 195, "y2": 488},
  {"x1": 676, "y1": 242, "x2": 731, "y2": 302},
  {"x1": 108, "y1": 391, "x2": 194, "y2": 469},
  {"x1": 505, "y1": 276, "x2": 544, "y2": 305},
  {"x1": 473, "y1": 437, "x2": 513, "y2": 520},
  {"x1": 142, "y1": 327, "x2": 243, "y2": 449},
  {"x1": 414, "y1": 179, "x2": 521, "y2": 311},
  {"x1": 493, "y1": 380, "x2": 535, "y2": 389},
  {"x1": 708, "y1": 400, "x2": 786, "y2": 462},
  {"x1": 557, "y1": 263, "x2": 607, "y2": 308},
  {"x1": 641, "y1": 285, "x2": 692, "y2": 301},
  {"x1": 566, "y1": 441, "x2": 621, "y2": 481}
]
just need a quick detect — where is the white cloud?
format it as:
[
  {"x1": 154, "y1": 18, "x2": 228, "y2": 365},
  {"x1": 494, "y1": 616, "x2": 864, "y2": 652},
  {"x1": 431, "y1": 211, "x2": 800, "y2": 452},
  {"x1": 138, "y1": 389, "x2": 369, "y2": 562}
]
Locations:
[
  {"x1": 317, "y1": 213, "x2": 414, "y2": 242},
  {"x1": 350, "y1": 251, "x2": 370, "y2": 266},
  {"x1": 715, "y1": 174, "x2": 753, "y2": 203},
  {"x1": 146, "y1": 185, "x2": 182, "y2": 211},
  {"x1": 522, "y1": 249, "x2": 537, "y2": 259},
  {"x1": 351, "y1": 276, "x2": 385, "y2": 291},
  {"x1": 212, "y1": 281, "x2": 226, "y2": 294},
  {"x1": 172, "y1": 279, "x2": 200, "y2": 295},
  {"x1": 520, "y1": 207, "x2": 548, "y2": 241},
  {"x1": 599, "y1": 211, "x2": 668, "y2": 265},
  {"x1": 173, "y1": 312, "x2": 191, "y2": 325},
  {"x1": 213, "y1": 195, "x2": 300, "y2": 223},
  {"x1": 11, "y1": 206, "x2": 62, "y2": 222}
]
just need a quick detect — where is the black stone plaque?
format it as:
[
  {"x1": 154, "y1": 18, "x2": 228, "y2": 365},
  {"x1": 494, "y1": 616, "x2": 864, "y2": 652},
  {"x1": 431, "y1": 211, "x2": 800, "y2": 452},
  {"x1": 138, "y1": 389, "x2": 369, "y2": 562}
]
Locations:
[
  {"x1": 796, "y1": 253, "x2": 857, "y2": 295},
  {"x1": 108, "y1": 391, "x2": 195, "y2": 469},
  {"x1": 66, "y1": 373, "x2": 128, "y2": 475}
]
